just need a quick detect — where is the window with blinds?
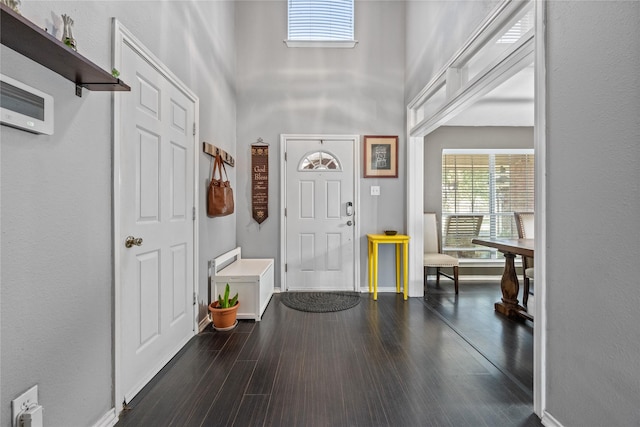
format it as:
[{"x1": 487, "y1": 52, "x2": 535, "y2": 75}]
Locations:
[
  {"x1": 442, "y1": 149, "x2": 534, "y2": 259},
  {"x1": 288, "y1": 0, "x2": 354, "y2": 41}
]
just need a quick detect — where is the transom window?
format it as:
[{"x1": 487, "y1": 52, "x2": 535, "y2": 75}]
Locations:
[
  {"x1": 442, "y1": 149, "x2": 534, "y2": 259},
  {"x1": 288, "y1": 0, "x2": 355, "y2": 42},
  {"x1": 299, "y1": 151, "x2": 342, "y2": 171}
]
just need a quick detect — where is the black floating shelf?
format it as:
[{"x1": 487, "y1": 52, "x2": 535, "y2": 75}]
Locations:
[{"x1": 1, "y1": 3, "x2": 130, "y2": 96}]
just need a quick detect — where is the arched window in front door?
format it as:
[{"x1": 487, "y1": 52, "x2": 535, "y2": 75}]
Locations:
[{"x1": 298, "y1": 151, "x2": 342, "y2": 171}]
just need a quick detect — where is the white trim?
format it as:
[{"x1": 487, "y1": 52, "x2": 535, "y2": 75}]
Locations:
[
  {"x1": 198, "y1": 315, "x2": 211, "y2": 333},
  {"x1": 406, "y1": 136, "x2": 424, "y2": 297},
  {"x1": 533, "y1": 0, "x2": 547, "y2": 417},
  {"x1": 408, "y1": 0, "x2": 531, "y2": 112},
  {"x1": 406, "y1": 0, "x2": 545, "y2": 420},
  {"x1": 284, "y1": 40, "x2": 358, "y2": 48},
  {"x1": 92, "y1": 409, "x2": 118, "y2": 427},
  {"x1": 425, "y1": 275, "x2": 503, "y2": 282},
  {"x1": 443, "y1": 148, "x2": 534, "y2": 155},
  {"x1": 540, "y1": 411, "x2": 563, "y2": 427},
  {"x1": 410, "y1": 35, "x2": 533, "y2": 137},
  {"x1": 280, "y1": 134, "x2": 360, "y2": 293},
  {"x1": 112, "y1": 18, "x2": 200, "y2": 416},
  {"x1": 541, "y1": 410, "x2": 565, "y2": 427}
]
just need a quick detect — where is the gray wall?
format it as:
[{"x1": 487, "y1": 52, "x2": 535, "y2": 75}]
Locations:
[
  {"x1": 235, "y1": 1, "x2": 406, "y2": 288},
  {"x1": 405, "y1": 0, "x2": 500, "y2": 102},
  {"x1": 545, "y1": 1, "x2": 640, "y2": 425},
  {"x1": 2, "y1": 1, "x2": 638, "y2": 426},
  {"x1": 1, "y1": 1, "x2": 236, "y2": 426},
  {"x1": 407, "y1": 1, "x2": 640, "y2": 426}
]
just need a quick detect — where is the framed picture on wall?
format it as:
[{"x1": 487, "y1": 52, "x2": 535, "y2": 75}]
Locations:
[{"x1": 363, "y1": 135, "x2": 398, "y2": 178}]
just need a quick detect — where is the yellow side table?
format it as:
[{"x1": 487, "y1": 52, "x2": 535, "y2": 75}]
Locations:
[{"x1": 367, "y1": 234, "x2": 410, "y2": 300}]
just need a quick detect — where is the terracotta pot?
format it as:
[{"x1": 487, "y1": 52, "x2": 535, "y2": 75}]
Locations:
[{"x1": 208, "y1": 301, "x2": 239, "y2": 329}]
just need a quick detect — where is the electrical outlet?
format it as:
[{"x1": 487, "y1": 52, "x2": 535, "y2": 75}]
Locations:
[
  {"x1": 12, "y1": 385, "x2": 38, "y2": 427},
  {"x1": 371, "y1": 185, "x2": 380, "y2": 196}
]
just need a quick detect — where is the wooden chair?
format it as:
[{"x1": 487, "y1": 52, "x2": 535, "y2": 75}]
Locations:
[
  {"x1": 443, "y1": 215, "x2": 484, "y2": 257},
  {"x1": 514, "y1": 212, "x2": 534, "y2": 307},
  {"x1": 423, "y1": 213, "x2": 460, "y2": 294}
]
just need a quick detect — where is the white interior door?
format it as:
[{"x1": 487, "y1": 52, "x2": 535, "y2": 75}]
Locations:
[
  {"x1": 117, "y1": 34, "x2": 196, "y2": 403},
  {"x1": 284, "y1": 137, "x2": 356, "y2": 291}
]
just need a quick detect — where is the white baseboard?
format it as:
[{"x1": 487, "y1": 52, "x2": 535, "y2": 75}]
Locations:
[
  {"x1": 425, "y1": 275, "x2": 503, "y2": 282},
  {"x1": 541, "y1": 410, "x2": 564, "y2": 427},
  {"x1": 198, "y1": 314, "x2": 211, "y2": 333},
  {"x1": 93, "y1": 408, "x2": 118, "y2": 427}
]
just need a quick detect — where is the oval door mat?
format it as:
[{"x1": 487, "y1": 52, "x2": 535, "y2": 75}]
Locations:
[{"x1": 280, "y1": 292, "x2": 361, "y2": 313}]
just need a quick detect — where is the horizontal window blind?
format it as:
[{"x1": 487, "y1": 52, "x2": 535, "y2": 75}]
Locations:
[
  {"x1": 288, "y1": 0, "x2": 354, "y2": 41},
  {"x1": 442, "y1": 150, "x2": 534, "y2": 259}
]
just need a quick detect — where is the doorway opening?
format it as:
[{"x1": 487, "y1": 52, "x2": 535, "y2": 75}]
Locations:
[{"x1": 405, "y1": 0, "x2": 546, "y2": 416}]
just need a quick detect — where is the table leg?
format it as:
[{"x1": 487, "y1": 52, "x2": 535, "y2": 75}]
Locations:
[
  {"x1": 395, "y1": 243, "x2": 401, "y2": 294},
  {"x1": 403, "y1": 241, "x2": 408, "y2": 300},
  {"x1": 368, "y1": 240, "x2": 373, "y2": 294},
  {"x1": 495, "y1": 252, "x2": 526, "y2": 318},
  {"x1": 373, "y1": 242, "x2": 379, "y2": 300}
]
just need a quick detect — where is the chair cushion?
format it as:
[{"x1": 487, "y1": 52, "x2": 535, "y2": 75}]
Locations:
[{"x1": 424, "y1": 253, "x2": 459, "y2": 268}]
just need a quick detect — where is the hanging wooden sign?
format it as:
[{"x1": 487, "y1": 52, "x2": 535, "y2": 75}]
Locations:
[{"x1": 251, "y1": 142, "x2": 269, "y2": 224}]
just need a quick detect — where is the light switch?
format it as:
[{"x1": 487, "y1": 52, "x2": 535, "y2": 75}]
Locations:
[{"x1": 371, "y1": 186, "x2": 380, "y2": 196}]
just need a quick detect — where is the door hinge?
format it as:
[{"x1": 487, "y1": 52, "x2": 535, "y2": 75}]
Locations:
[
  {"x1": 284, "y1": 207, "x2": 287, "y2": 217},
  {"x1": 193, "y1": 292, "x2": 197, "y2": 305},
  {"x1": 285, "y1": 263, "x2": 287, "y2": 272},
  {"x1": 193, "y1": 123, "x2": 196, "y2": 136},
  {"x1": 284, "y1": 152, "x2": 287, "y2": 161},
  {"x1": 193, "y1": 207, "x2": 196, "y2": 220}
]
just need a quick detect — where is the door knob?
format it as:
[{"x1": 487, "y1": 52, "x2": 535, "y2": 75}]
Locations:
[
  {"x1": 125, "y1": 236, "x2": 143, "y2": 248},
  {"x1": 346, "y1": 220, "x2": 353, "y2": 226}
]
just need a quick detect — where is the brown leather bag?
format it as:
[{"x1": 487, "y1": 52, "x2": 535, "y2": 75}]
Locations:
[{"x1": 207, "y1": 154, "x2": 234, "y2": 217}]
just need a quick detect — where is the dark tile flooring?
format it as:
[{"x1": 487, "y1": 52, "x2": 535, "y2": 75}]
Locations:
[{"x1": 116, "y1": 280, "x2": 540, "y2": 427}]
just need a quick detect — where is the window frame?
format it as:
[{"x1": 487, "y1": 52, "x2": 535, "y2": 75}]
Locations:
[
  {"x1": 441, "y1": 148, "x2": 535, "y2": 260},
  {"x1": 285, "y1": 0, "x2": 358, "y2": 48}
]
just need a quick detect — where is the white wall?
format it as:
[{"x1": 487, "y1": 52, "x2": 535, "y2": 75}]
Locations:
[
  {"x1": 235, "y1": 1, "x2": 406, "y2": 288},
  {"x1": 545, "y1": 1, "x2": 640, "y2": 425},
  {"x1": 0, "y1": 2, "x2": 236, "y2": 426}
]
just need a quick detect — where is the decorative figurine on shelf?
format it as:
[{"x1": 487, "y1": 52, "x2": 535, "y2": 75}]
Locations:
[
  {"x1": 1, "y1": 0, "x2": 21, "y2": 14},
  {"x1": 61, "y1": 14, "x2": 77, "y2": 51}
]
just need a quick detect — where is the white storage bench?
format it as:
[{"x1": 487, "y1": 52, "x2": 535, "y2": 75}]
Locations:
[{"x1": 212, "y1": 247, "x2": 274, "y2": 321}]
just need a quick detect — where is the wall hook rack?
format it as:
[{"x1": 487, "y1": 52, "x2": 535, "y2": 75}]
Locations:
[{"x1": 203, "y1": 142, "x2": 235, "y2": 167}]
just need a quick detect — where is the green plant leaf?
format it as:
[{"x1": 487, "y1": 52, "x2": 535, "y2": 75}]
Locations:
[{"x1": 223, "y1": 284, "x2": 230, "y2": 306}]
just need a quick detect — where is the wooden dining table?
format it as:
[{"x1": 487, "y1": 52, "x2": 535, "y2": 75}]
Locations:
[{"x1": 471, "y1": 238, "x2": 534, "y2": 321}]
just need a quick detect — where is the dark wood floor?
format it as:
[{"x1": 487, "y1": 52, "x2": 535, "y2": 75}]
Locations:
[
  {"x1": 116, "y1": 280, "x2": 541, "y2": 427},
  {"x1": 422, "y1": 279, "x2": 534, "y2": 394}
]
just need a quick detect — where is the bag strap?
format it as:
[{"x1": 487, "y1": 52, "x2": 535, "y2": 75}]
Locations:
[
  {"x1": 219, "y1": 155, "x2": 229, "y2": 181},
  {"x1": 211, "y1": 154, "x2": 230, "y2": 182}
]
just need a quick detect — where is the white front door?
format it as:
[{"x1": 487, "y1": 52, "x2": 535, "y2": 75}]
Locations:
[
  {"x1": 283, "y1": 136, "x2": 357, "y2": 291},
  {"x1": 116, "y1": 28, "x2": 197, "y2": 403}
]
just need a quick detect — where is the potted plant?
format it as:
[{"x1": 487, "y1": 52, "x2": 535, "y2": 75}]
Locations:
[{"x1": 208, "y1": 283, "x2": 239, "y2": 330}]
